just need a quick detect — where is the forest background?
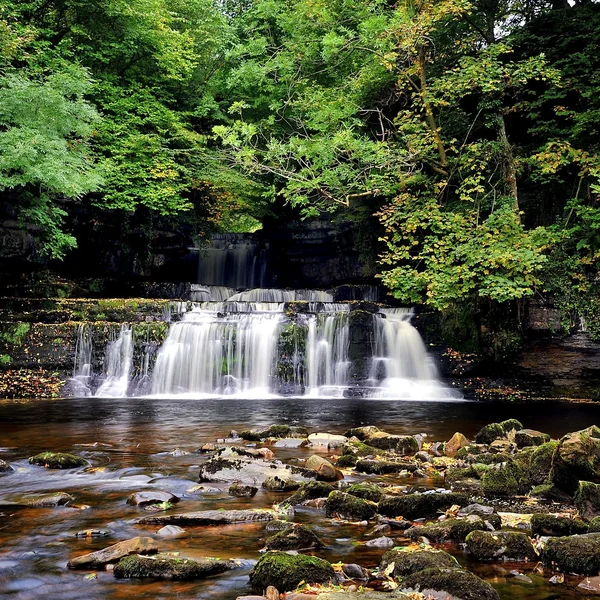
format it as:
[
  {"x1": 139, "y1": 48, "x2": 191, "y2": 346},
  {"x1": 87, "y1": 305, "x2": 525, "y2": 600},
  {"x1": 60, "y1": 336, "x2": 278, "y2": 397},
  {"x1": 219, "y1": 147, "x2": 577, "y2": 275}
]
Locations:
[{"x1": 1, "y1": 0, "x2": 599, "y2": 355}]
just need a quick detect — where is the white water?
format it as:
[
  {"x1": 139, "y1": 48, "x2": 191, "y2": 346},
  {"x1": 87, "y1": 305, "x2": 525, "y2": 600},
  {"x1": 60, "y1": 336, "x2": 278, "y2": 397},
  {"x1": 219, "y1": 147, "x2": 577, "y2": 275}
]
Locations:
[{"x1": 95, "y1": 325, "x2": 134, "y2": 398}]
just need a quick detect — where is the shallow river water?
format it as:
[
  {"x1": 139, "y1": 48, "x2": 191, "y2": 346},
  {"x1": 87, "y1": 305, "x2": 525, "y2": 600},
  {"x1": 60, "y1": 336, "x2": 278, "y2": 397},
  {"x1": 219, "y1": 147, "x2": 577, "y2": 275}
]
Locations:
[{"x1": 1, "y1": 396, "x2": 600, "y2": 599}]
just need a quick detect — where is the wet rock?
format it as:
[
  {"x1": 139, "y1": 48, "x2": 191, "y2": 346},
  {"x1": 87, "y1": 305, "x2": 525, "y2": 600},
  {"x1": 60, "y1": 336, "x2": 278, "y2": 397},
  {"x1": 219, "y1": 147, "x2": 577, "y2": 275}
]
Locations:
[
  {"x1": 474, "y1": 423, "x2": 505, "y2": 445},
  {"x1": 341, "y1": 439, "x2": 384, "y2": 458},
  {"x1": 377, "y1": 516, "x2": 412, "y2": 530},
  {"x1": 354, "y1": 458, "x2": 417, "y2": 475},
  {"x1": 0, "y1": 459, "x2": 13, "y2": 474},
  {"x1": 29, "y1": 451, "x2": 87, "y2": 469},
  {"x1": 265, "y1": 520, "x2": 293, "y2": 533},
  {"x1": 335, "y1": 454, "x2": 358, "y2": 468},
  {"x1": 445, "y1": 432, "x2": 470, "y2": 458},
  {"x1": 138, "y1": 509, "x2": 274, "y2": 526},
  {"x1": 265, "y1": 522, "x2": 324, "y2": 550},
  {"x1": 405, "y1": 516, "x2": 490, "y2": 542},
  {"x1": 456, "y1": 505, "x2": 501, "y2": 529},
  {"x1": 481, "y1": 459, "x2": 530, "y2": 496},
  {"x1": 305, "y1": 455, "x2": 342, "y2": 481},
  {"x1": 508, "y1": 570, "x2": 533, "y2": 584},
  {"x1": 273, "y1": 438, "x2": 309, "y2": 448},
  {"x1": 515, "y1": 429, "x2": 551, "y2": 448},
  {"x1": 341, "y1": 563, "x2": 370, "y2": 581},
  {"x1": 378, "y1": 491, "x2": 469, "y2": 520},
  {"x1": 262, "y1": 476, "x2": 300, "y2": 492},
  {"x1": 429, "y1": 441, "x2": 445, "y2": 457},
  {"x1": 365, "y1": 432, "x2": 419, "y2": 454},
  {"x1": 74, "y1": 529, "x2": 110, "y2": 538},
  {"x1": 466, "y1": 530, "x2": 538, "y2": 561},
  {"x1": 400, "y1": 567, "x2": 500, "y2": 600},
  {"x1": 249, "y1": 552, "x2": 335, "y2": 593},
  {"x1": 575, "y1": 480, "x2": 600, "y2": 521},
  {"x1": 343, "y1": 426, "x2": 380, "y2": 440},
  {"x1": 345, "y1": 483, "x2": 383, "y2": 503},
  {"x1": 531, "y1": 513, "x2": 588, "y2": 536},
  {"x1": 126, "y1": 491, "x2": 179, "y2": 507},
  {"x1": 529, "y1": 483, "x2": 571, "y2": 502},
  {"x1": 379, "y1": 548, "x2": 459, "y2": 578},
  {"x1": 415, "y1": 451, "x2": 432, "y2": 463},
  {"x1": 67, "y1": 536, "x2": 159, "y2": 569},
  {"x1": 229, "y1": 483, "x2": 258, "y2": 498},
  {"x1": 284, "y1": 481, "x2": 335, "y2": 506},
  {"x1": 324, "y1": 491, "x2": 377, "y2": 521},
  {"x1": 156, "y1": 525, "x2": 187, "y2": 538},
  {"x1": 446, "y1": 464, "x2": 489, "y2": 485},
  {"x1": 578, "y1": 575, "x2": 600, "y2": 594},
  {"x1": 308, "y1": 432, "x2": 348, "y2": 449},
  {"x1": 240, "y1": 425, "x2": 308, "y2": 441},
  {"x1": 550, "y1": 426, "x2": 600, "y2": 495},
  {"x1": 542, "y1": 533, "x2": 600, "y2": 575},
  {"x1": 501, "y1": 419, "x2": 525, "y2": 434},
  {"x1": 529, "y1": 440, "x2": 558, "y2": 485},
  {"x1": 489, "y1": 439, "x2": 516, "y2": 454},
  {"x1": 364, "y1": 536, "x2": 394, "y2": 548},
  {"x1": 366, "y1": 523, "x2": 391, "y2": 537},
  {"x1": 113, "y1": 553, "x2": 237, "y2": 579},
  {"x1": 315, "y1": 594, "x2": 390, "y2": 600},
  {"x1": 588, "y1": 517, "x2": 600, "y2": 532}
]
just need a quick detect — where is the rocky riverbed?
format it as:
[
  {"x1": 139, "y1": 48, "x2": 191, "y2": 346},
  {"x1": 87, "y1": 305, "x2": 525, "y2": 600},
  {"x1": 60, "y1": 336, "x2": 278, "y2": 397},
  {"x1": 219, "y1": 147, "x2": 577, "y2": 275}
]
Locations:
[{"x1": 3, "y1": 410, "x2": 600, "y2": 599}]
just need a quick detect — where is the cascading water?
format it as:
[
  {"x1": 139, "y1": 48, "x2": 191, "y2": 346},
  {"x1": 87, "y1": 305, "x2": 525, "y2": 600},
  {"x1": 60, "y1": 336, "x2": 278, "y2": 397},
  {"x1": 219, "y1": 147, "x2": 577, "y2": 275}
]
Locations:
[
  {"x1": 95, "y1": 325, "x2": 134, "y2": 398},
  {"x1": 71, "y1": 324, "x2": 93, "y2": 397}
]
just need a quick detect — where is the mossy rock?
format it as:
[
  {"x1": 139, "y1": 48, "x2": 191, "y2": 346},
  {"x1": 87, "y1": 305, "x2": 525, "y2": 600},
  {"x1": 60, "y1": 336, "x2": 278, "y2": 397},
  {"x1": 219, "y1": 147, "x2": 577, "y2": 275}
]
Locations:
[
  {"x1": 262, "y1": 476, "x2": 301, "y2": 492},
  {"x1": 481, "y1": 459, "x2": 530, "y2": 496},
  {"x1": 239, "y1": 425, "x2": 308, "y2": 441},
  {"x1": 365, "y1": 432, "x2": 419, "y2": 454},
  {"x1": 113, "y1": 554, "x2": 236, "y2": 580},
  {"x1": 531, "y1": 513, "x2": 588, "y2": 536},
  {"x1": 29, "y1": 452, "x2": 87, "y2": 469},
  {"x1": 475, "y1": 452, "x2": 512, "y2": 465},
  {"x1": 446, "y1": 465, "x2": 488, "y2": 484},
  {"x1": 500, "y1": 419, "x2": 524, "y2": 433},
  {"x1": 0, "y1": 459, "x2": 13, "y2": 474},
  {"x1": 400, "y1": 567, "x2": 500, "y2": 600},
  {"x1": 284, "y1": 481, "x2": 335, "y2": 506},
  {"x1": 249, "y1": 551, "x2": 335, "y2": 593},
  {"x1": 379, "y1": 548, "x2": 459, "y2": 578},
  {"x1": 341, "y1": 439, "x2": 384, "y2": 458},
  {"x1": 405, "y1": 517, "x2": 489, "y2": 542},
  {"x1": 335, "y1": 454, "x2": 358, "y2": 468},
  {"x1": 588, "y1": 516, "x2": 600, "y2": 533},
  {"x1": 345, "y1": 483, "x2": 383, "y2": 503},
  {"x1": 344, "y1": 426, "x2": 380, "y2": 440},
  {"x1": 265, "y1": 523, "x2": 324, "y2": 551},
  {"x1": 455, "y1": 445, "x2": 483, "y2": 461},
  {"x1": 466, "y1": 530, "x2": 537, "y2": 561},
  {"x1": 515, "y1": 429, "x2": 551, "y2": 448},
  {"x1": 542, "y1": 533, "x2": 600, "y2": 575},
  {"x1": 474, "y1": 423, "x2": 505, "y2": 445},
  {"x1": 324, "y1": 491, "x2": 377, "y2": 521},
  {"x1": 529, "y1": 483, "x2": 571, "y2": 503},
  {"x1": 575, "y1": 480, "x2": 600, "y2": 521},
  {"x1": 378, "y1": 492, "x2": 469, "y2": 520},
  {"x1": 550, "y1": 426, "x2": 600, "y2": 495},
  {"x1": 529, "y1": 441, "x2": 558, "y2": 485},
  {"x1": 355, "y1": 458, "x2": 417, "y2": 475}
]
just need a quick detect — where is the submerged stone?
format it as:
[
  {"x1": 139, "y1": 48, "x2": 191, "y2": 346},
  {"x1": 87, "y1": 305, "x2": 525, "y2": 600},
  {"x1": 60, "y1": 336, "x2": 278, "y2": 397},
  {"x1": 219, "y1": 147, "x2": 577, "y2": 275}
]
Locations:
[
  {"x1": 126, "y1": 491, "x2": 179, "y2": 506},
  {"x1": 249, "y1": 552, "x2": 335, "y2": 593},
  {"x1": 29, "y1": 451, "x2": 87, "y2": 469},
  {"x1": 114, "y1": 553, "x2": 237, "y2": 579}
]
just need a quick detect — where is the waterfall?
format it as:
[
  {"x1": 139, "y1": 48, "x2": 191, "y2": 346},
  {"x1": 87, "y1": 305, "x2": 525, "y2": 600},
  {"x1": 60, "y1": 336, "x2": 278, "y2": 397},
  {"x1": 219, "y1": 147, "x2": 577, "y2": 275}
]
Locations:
[
  {"x1": 95, "y1": 325, "x2": 134, "y2": 398},
  {"x1": 71, "y1": 324, "x2": 93, "y2": 396},
  {"x1": 228, "y1": 289, "x2": 334, "y2": 302}
]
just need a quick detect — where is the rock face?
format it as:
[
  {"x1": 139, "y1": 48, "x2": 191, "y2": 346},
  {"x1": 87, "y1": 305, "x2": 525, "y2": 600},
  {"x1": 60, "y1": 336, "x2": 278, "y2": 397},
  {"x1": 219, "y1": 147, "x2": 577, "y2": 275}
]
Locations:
[
  {"x1": 400, "y1": 567, "x2": 500, "y2": 600},
  {"x1": 249, "y1": 552, "x2": 335, "y2": 593},
  {"x1": 465, "y1": 530, "x2": 537, "y2": 561},
  {"x1": 542, "y1": 533, "x2": 600, "y2": 575},
  {"x1": 67, "y1": 536, "x2": 159, "y2": 569},
  {"x1": 113, "y1": 554, "x2": 237, "y2": 579},
  {"x1": 137, "y1": 509, "x2": 274, "y2": 526}
]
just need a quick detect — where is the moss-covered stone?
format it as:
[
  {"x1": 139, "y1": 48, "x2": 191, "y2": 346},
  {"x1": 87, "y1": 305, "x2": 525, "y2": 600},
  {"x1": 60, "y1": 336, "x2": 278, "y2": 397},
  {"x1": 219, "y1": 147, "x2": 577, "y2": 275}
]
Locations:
[
  {"x1": 335, "y1": 454, "x2": 358, "y2": 468},
  {"x1": 529, "y1": 483, "x2": 571, "y2": 502},
  {"x1": 529, "y1": 440, "x2": 558, "y2": 485},
  {"x1": 378, "y1": 492, "x2": 469, "y2": 520},
  {"x1": 239, "y1": 425, "x2": 308, "y2": 441},
  {"x1": 515, "y1": 429, "x2": 551, "y2": 448},
  {"x1": 284, "y1": 481, "x2": 335, "y2": 506},
  {"x1": 575, "y1": 480, "x2": 600, "y2": 521},
  {"x1": 345, "y1": 483, "x2": 383, "y2": 503},
  {"x1": 481, "y1": 459, "x2": 530, "y2": 496},
  {"x1": 265, "y1": 523, "x2": 324, "y2": 550},
  {"x1": 542, "y1": 533, "x2": 600, "y2": 575},
  {"x1": 446, "y1": 465, "x2": 489, "y2": 484},
  {"x1": 249, "y1": 552, "x2": 335, "y2": 593},
  {"x1": 405, "y1": 517, "x2": 489, "y2": 542},
  {"x1": 500, "y1": 419, "x2": 524, "y2": 433},
  {"x1": 400, "y1": 567, "x2": 500, "y2": 600},
  {"x1": 531, "y1": 513, "x2": 588, "y2": 536},
  {"x1": 588, "y1": 516, "x2": 600, "y2": 532},
  {"x1": 365, "y1": 432, "x2": 419, "y2": 454},
  {"x1": 474, "y1": 423, "x2": 505, "y2": 445},
  {"x1": 341, "y1": 439, "x2": 383, "y2": 458},
  {"x1": 344, "y1": 426, "x2": 380, "y2": 440},
  {"x1": 455, "y1": 445, "x2": 483, "y2": 460},
  {"x1": 466, "y1": 530, "x2": 538, "y2": 561},
  {"x1": 324, "y1": 491, "x2": 377, "y2": 520},
  {"x1": 379, "y1": 548, "x2": 459, "y2": 578},
  {"x1": 0, "y1": 459, "x2": 13, "y2": 474},
  {"x1": 262, "y1": 476, "x2": 301, "y2": 492},
  {"x1": 113, "y1": 554, "x2": 236, "y2": 580},
  {"x1": 355, "y1": 459, "x2": 417, "y2": 475},
  {"x1": 29, "y1": 452, "x2": 87, "y2": 469}
]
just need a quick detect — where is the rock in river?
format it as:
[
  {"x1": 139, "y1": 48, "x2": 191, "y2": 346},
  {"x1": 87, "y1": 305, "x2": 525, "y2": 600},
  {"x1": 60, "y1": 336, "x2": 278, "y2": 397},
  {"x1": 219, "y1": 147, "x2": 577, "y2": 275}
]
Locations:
[
  {"x1": 138, "y1": 508, "x2": 274, "y2": 526},
  {"x1": 466, "y1": 530, "x2": 538, "y2": 561},
  {"x1": 67, "y1": 536, "x2": 158, "y2": 569},
  {"x1": 400, "y1": 567, "x2": 500, "y2": 600},
  {"x1": 29, "y1": 451, "x2": 87, "y2": 469},
  {"x1": 126, "y1": 491, "x2": 180, "y2": 506},
  {"x1": 379, "y1": 548, "x2": 460, "y2": 578},
  {"x1": 542, "y1": 532, "x2": 600, "y2": 575},
  {"x1": 265, "y1": 522, "x2": 324, "y2": 551},
  {"x1": 378, "y1": 491, "x2": 468, "y2": 519},
  {"x1": 324, "y1": 491, "x2": 377, "y2": 521},
  {"x1": 114, "y1": 553, "x2": 237, "y2": 579}
]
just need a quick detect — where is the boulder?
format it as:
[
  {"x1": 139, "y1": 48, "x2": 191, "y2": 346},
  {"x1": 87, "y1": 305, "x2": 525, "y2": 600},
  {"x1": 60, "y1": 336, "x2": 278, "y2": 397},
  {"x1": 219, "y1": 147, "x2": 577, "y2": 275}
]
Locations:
[
  {"x1": 345, "y1": 483, "x2": 383, "y2": 503},
  {"x1": 114, "y1": 553, "x2": 237, "y2": 579},
  {"x1": 531, "y1": 513, "x2": 588, "y2": 536},
  {"x1": 466, "y1": 530, "x2": 538, "y2": 561},
  {"x1": 529, "y1": 440, "x2": 558, "y2": 485},
  {"x1": 400, "y1": 567, "x2": 500, "y2": 600},
  {"x1": 156, "y1": 525, "x2": 187, "y2": 538},
  {"x1": 29, "y1": 452, "x2": 87, "y2": 469},
  {"x1": 262, "y1": 476, "x2": 301, "y2": 492},
  {"x1": 67, "y1": 536, "x2": 158, "y2": 569},
  {"x1": 575, "y1": 480, "x2": 600, "y2": 521},
  {"x1": 249, "y1": 552, "x2": 335, "y2": 593},
  {"x1": 284, "y1": 481, "x2": 335, "y2": 506},
  {"x1": 550, "y1": 426, "x2": 600, "y2": 494},
  {"x1": 474, "y1": 423, "x2": 505, "y2": 445},
  {"x1": 126, "y1": 491, "x2": 179, "y2": 506},
  {"x1": 405, "y1": 516, "x2": 490, "y2": 542},
  {"x1": 379, "y1": 548, "x2": 459, "y2": 578},
  {"x1": 542, "y1": 533, "x2": 600, "y2": 575},
  {"x1": 305, "y1": 455, "x2": 342, "y2": 481},
  {"x1": 265, "y1": 523, "x2": 324, "y2": 551},
  {"x1": 515, "y1": 429, "x2": 551, "y2": 448},
  {"x1": 481, "y1": 459, "x2": 530, "y2": 496},
  {"x1": 378, "y1": 492, "x2": 468, "y2": 520},
  {"x1": 365, "y1": 432, "x2": 419, "y2": 454},
  {"x1": 445, "y1": 432, "x2": 470, "y2": 458},
  {"x1": 341, "y1": 439, "x2": 385, "y2": 458},
  {"x1": 324, "y1": 491, "x2": 377, "y2": 520},
  {"x1": 138, "y1": 509, "x2": 273, "y2": 526}
]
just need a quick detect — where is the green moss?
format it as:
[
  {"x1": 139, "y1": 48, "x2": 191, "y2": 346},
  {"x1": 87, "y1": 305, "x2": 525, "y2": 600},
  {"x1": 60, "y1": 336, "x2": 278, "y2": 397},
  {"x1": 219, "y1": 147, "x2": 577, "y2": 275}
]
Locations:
[
  {"x1": 249, "y1": 552, "x2": 334, "y2": 593},
  {"x1": 29, "y1": 451, "x2": 87, "y2": 469},
  {"x1": 324, "y1": 490, "x2": 377, "y2": 520},
  {"x1": 345, "y1": 483, "x2": 383, "y2": 503},
  {"x1": 500, "y1": 419, "x2": 524, "y2": 433},
  {"x1": 529, "y1": 441, "x2": 558, "y2": 485},
  {"x1": 575, "y1": 480, "x2": 600, "y2": 521},
  {"x1": 481, "y1": 459, "x2": 531, "y2": 496},
  {"x1": 379, "y1": 548, "x2": 459, "y2": 578},
  {"x1": 400, "y1": 568, "x2": 500, "y2": 600},
  {"x1": 378, "y1": 492, "x2": 469, "y2": 520},
  {"x1": 355, "y1": 458, "x2": 417, "y2": 475},
  {"x1": 406, "y1": 517, "x2": 489, "y2": 542},
  {"x1": 341, "y1": 439, "x2": 383, "y2": 458},
  {"x1": 466, "y1": 530, "x2": 537, "y2": 560},
  {"x1": 474, "y1": 423, "x2": 505, "y2": 444},
  {"x1": 531, "y1": 513, "x2": 588, "y2": 536},
  {"x1": 114, "y1": 554, "x2": 235, "y2": 580},
  {"x1": 344, "y1": 426, "x2": 380, "y2": 440},
  {"x1": 285, "y1": 481, "x2": 335, "y2": 506},
  {"x1": 542, "y1": 533, "x2": 600, "y2": 575},
  {"x1": 335, "y1": 454, "x2": 358, "y2": 468}
]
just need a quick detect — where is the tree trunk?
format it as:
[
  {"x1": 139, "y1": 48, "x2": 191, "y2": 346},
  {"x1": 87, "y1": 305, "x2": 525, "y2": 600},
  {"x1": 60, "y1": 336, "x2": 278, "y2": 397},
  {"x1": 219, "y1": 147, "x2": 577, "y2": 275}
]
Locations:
[{"x1": 497, "y1": 114, "x2": 519, "y2": 219}]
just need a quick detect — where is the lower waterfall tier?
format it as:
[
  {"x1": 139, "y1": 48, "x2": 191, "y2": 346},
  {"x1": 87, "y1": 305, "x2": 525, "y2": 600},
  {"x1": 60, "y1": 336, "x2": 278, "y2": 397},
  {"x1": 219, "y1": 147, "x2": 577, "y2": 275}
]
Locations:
[{"x1": 70, "y1": 302, "x2": 460, "y2": 400}]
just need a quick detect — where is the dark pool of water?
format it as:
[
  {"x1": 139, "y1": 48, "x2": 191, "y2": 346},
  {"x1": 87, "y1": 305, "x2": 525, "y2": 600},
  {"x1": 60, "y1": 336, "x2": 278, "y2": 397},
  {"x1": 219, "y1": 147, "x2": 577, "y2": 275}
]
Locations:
[{"x1": 0, "y1": 396, "x2": 599, "y2": 599}]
